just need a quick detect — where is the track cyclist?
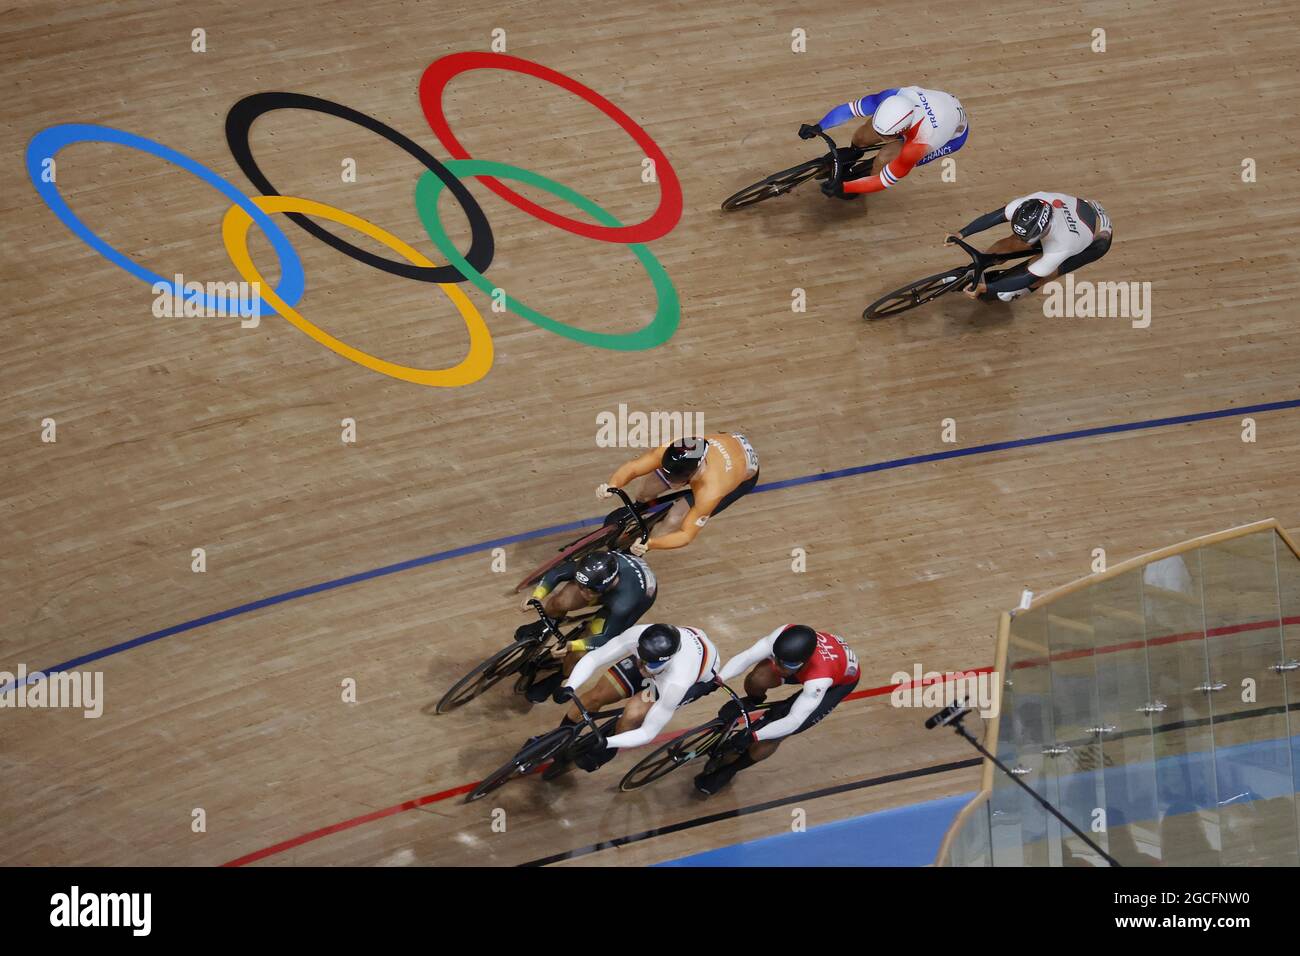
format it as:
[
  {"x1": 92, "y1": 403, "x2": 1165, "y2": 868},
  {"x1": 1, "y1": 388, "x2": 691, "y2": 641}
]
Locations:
[
  {"x1": 550, "y1": 623, "x2": 721, "y2": 774},
  {"x1": 798, "y1": 85, "x2": 969, "y2": 197},
  {"x1": 599, "y1": 433, "x2": 760, "y2": 554},
  {"x1": 516, "y1": 549, "x2": 657, "y2": 703},
  {"x1": 694, "y1": 624, "x2": 860, "y2": 795},
  {"x1": 946, "y1": 191, "x2": 1113, "y2": 301}
]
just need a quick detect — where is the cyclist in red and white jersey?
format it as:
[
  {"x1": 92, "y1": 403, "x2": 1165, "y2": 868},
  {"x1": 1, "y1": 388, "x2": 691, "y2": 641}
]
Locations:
[
  {"x1": 947, "y1": 191, "x2": 1113, "y2": 301},
  {"x1": 798, "y1": 85, "x2": 969, "y2": 196},
  {"x1": 694, "y1": 624, "x2": 860, "y2": 795}
]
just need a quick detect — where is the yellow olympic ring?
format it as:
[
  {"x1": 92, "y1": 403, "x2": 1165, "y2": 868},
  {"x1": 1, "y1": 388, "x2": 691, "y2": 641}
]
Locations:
[{"x1": 221, "y1": 195, "x2": 493, "y2": 387}]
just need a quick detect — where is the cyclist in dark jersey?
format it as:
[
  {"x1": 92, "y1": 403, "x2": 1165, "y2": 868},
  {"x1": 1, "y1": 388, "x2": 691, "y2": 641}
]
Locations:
[{"x1": 516, "y1": 549, "x2": 657, "y2": 703}]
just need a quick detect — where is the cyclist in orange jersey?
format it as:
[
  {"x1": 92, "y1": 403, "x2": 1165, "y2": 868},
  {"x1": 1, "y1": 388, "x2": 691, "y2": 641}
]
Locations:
[{"x1": 598, "y1": 433, "x2": 760, "y2": 554}]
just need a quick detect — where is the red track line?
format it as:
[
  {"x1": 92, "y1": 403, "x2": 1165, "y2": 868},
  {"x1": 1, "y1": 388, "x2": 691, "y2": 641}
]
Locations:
[
  {"x1": 224, "y1": 612, "x2": 1298, "y2": 865},
  {"x1": 222, "y1": 781, "x2": 477, "y2": 867},
  {"x1": 1011, "y1": 615, "x2": 1299, "y2": 669},
  {"x1": 222, "y1": 669, "x2": 980, "y2": 866}
]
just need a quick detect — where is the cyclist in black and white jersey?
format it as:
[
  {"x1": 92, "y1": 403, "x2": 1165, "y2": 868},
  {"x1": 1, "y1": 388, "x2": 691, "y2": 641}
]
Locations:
[
  {"x1": 551, "y1": 623, "x2": 721, "y2": 773},
  {"x1": 946, "y1": 191, "x2": 1113, "y2": 301}
]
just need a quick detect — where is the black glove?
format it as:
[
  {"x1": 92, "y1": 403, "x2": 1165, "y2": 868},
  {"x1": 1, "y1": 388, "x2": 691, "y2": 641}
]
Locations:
[
  {"x1": 574, "y1": 739, "x2": 614, "y2": 772},
  {"x1": 552, "y1": 684, "x2": 575, "y2": 705},
  {"x1": 514, "y1": 620, "x2": 546, "y2": 643},
  {"x1": 821, "y1": 179, "x2": 844, "y2": 198},
  {"x1": 725, "y1": 728, "x2": 755, "y2": 754},
  {"x1": 798, "y1": 123, "x2": 822, "y2": 141}
]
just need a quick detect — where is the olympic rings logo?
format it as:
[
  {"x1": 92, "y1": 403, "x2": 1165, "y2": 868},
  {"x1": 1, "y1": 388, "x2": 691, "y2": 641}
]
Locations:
[{"x1": 25, "y1": 52, "x2": 685, "y2": 388}]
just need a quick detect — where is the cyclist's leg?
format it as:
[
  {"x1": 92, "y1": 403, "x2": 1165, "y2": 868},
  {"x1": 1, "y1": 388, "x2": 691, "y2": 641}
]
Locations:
[
  {"x1": 570, "y1": 660, "x2": 648, "y2": 772},
  {"x1": 635, "y1": 470, "x2": 673, "y2": 503},
  {"x1": 1046, "y1": 234, "x2": 1113, "y2": 283},
  {"x1": 564, "y1": 655, "x2": 639, "y2": 723},
  {"x1": 742, "y1": 660, "x2": 784, "y2": 700},
  {"x1": 850, "y1": 121, "x2": 886, "y2": 149},
  {"x1": 542, "y1": 581, "x2": 588, "y2": 618},
  {"x1": 649, "y1": 496, "x2": 692, "y2": 538},
  {"x1": 878, "y1": 138, "x2": 903, "y2": 168},
  {"x1": 977, "y1": 261, "x2": 1035, "y2": 301}
]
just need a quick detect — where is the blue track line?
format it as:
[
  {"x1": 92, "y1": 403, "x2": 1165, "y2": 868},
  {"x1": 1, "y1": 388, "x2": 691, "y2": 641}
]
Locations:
[{"x1": 4, "y1": 396, "x2": 1297, "y2": 693}]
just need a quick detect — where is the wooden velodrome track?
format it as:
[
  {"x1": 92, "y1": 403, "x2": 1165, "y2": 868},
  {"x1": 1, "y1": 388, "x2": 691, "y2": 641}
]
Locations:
[{"x1": 2, "y1": 0, "x2": 1298, "y2": 867}]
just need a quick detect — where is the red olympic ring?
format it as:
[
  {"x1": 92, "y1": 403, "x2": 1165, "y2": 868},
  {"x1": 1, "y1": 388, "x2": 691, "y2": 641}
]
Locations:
[{"x1": 418, "y1": 51, "x2": 682, "y2": 244}]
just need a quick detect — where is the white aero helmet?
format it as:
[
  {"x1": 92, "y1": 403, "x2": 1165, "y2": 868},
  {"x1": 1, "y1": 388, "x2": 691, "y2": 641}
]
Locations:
[{"x1": 871, "y1": 94, "x2": 918, "y2": 137}]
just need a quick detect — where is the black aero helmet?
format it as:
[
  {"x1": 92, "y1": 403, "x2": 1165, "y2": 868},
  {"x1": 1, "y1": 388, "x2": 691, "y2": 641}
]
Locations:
[
  {"x1": 660, "y1": 437, "x2": 707, "y2": 480},
  {"x1": 1011, "y1": 198, "x2": 1052, "y2": 243},
  {"x1": 637, "y1": 624, "x2": 681, "y2": 670},
  {"x1": 574, "y1": 550, "x2": 619, "y2": 593},
  {"x1": 773, "y1": 625, "x2": 819, "y2": 670}
]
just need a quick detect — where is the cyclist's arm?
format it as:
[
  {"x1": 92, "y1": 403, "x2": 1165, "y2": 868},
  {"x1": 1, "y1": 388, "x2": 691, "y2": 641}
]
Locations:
[
  {"x1": 754, "y1": 678, "x2": 833, "y2": 741},
  {"x1": 955, "y1": 208, "x2": 1009, "y2": 238},
  {"x1": 843, "y1": 139, "x2": 928, "y2": 193},
  {"x1": 530, "y1": 560, "x2": 577, "y2": 602},
  {"x1": 571, "y1": 588, "x2": 639, "y2": 652},
  {"x1": 718, "y1": 627, "x2": 784, "y2": 681},
  {"x1": 605, "y1": 685, "x2": 682, "y2": 748},
  {"x1": 607, "y1": 444, "x2": 667, "y2": 489},
  {"x1": 815, "y1": 88, "x2": 898, "y2": 130},
  {"x1": 564, "y1": 627, "x2": 642, "y2": 690},
  {"x1": 646, "y1": 495, "x2": 718, "y2": 551}
]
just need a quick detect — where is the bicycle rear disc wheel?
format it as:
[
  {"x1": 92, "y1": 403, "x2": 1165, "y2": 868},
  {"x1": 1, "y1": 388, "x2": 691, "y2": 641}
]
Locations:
[
  {"x1": 863, "y1": 267, "x2": 971, "y2": 320},
  {"x1": 437, "y1": 641, "x2": 535, "y2": 714},
  {"x1": 721, "y1": 158, "x2": 828, "y2": 211},
  {"x1": 619, "y1": 721, "x2": 725, "y2": 791},
  {"x1": 514, "y1": 524, "x2": 623, "y2": 593}
]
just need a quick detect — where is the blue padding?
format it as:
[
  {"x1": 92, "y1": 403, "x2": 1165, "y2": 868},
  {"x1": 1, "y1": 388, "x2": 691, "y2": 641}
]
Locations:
[{"x1": 659, "y1": 792, "x2": 975, "y2": 867}]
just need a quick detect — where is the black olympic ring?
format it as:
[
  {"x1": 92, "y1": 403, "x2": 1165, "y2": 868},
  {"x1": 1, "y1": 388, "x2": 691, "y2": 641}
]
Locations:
[{"x1": 224, "y1": 91, "x2": 494, "y2": 283}]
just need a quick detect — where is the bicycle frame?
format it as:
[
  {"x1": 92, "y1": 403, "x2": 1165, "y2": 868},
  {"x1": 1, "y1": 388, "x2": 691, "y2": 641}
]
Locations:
[{"x1": 947, "y1": 235, "x2": 1038, "y2": 292}]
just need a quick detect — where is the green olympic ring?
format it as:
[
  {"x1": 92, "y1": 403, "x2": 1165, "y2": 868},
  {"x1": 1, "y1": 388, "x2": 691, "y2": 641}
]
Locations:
[{"x1": 415, "y1": 159, "x2": 679, "y2": 351}]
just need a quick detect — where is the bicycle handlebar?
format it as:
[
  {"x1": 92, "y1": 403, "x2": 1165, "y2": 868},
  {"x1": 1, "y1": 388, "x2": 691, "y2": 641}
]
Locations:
[
  {"x1": 606, "y1": 485, "x2": 649, "y2": 544},
  {"x1": 946, "y1": 235, "x2": 1037, "y2": 292},
  {"x1": 715, "y1": 679, "x2": 755, "y2": 733},
  {"x1": 568, "y1": 691, "x2": 607, "y2": 749},
  {"x1": 527, "y1": 598, "x2": 566, "y2": 644},
  {"x1": 814, "y1": 130, "x2": 843, "y2": 189}
]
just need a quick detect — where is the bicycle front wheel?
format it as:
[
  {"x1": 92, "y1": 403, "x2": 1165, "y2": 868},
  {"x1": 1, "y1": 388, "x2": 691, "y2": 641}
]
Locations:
[
  {"x1": 619, "y1": 720, "x2": 725, "y2": 791},
  {"x1": 721, "y1": 157, "x2": 828, "y2": 211},
  {"x1": 863, "y1": 267, "x2": 972, "y2": 320},
  {"x1": 436, "y1": 641, "x2": 536, "y2": 714},
  {"x1": 465, "y1": 728, "x2": 570, "y2": 803}
]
